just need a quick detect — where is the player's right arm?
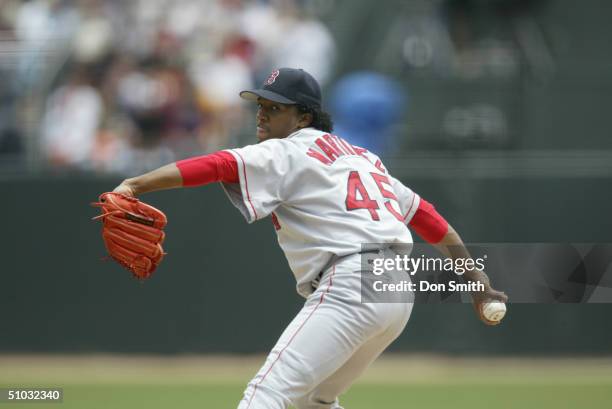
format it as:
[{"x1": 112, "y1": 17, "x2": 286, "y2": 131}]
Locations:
[
  {"x1": 390, "y1": 176, "x2": 508, "y2": 325},
  {"x1": 113, "y1": 151, "x2": 238, "y2": 196}
]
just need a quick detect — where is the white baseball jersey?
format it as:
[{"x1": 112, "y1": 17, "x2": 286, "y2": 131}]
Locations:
[{"x1": 222, "y1": 127, "x2": 421, "y2": 297}]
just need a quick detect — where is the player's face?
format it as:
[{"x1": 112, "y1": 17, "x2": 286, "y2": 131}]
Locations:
[{"x1": 255, "y1": 98, "x2": 303, "y2": 142}]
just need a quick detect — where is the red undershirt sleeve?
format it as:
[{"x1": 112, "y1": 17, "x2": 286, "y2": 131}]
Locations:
[
  {"x1": 408, "y1": 199, "x2": 449, "y2": 244},
  {"x1": 176, "y1": 151, "x2": 239, "y2": 186}
]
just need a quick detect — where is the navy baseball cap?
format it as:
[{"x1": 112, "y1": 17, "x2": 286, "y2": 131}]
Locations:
[{"x1": 240, "y1": 68, "x2": 322, "y2": 109}]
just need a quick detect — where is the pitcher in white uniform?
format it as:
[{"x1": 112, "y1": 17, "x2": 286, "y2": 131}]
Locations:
[{"x1": 111, "y1": 68, "x2": 508, "y2": 409}]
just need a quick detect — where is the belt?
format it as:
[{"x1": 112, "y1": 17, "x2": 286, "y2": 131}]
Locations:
[{"x1": 311, "y1": 249, "x2": 382, "y2": 291}]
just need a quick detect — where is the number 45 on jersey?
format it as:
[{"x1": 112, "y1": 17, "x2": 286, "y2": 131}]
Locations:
[{"x1": 345, "y1": 171, "x2": 404, "y2": 222}]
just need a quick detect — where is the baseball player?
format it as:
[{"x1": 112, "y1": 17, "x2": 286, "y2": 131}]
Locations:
[{"x1": 111, "y1": 68, "x2": 508, "y2": 409}]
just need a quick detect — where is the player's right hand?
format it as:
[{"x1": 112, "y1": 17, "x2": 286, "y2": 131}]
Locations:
[{"x1": 472, "y1": 284, "x2": 508, "y2": 326}]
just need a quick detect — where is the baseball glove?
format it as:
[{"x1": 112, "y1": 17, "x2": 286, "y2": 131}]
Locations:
[{"x1": 92, "y1": 192, "x2": 167, "y2": 279}]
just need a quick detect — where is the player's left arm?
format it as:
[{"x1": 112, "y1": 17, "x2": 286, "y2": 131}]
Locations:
[{"x1": 408, "y1": 199, "x2": 508, "y2": 325}]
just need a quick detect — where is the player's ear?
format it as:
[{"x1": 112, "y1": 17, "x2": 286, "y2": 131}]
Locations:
[{"x1": 298, "y1": 112, "x2": 313, "y2": 129}]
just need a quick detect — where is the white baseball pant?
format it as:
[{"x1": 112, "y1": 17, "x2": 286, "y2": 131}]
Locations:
[{"x1": 237, "y1": 252, "x2": 413, "y2": 409}]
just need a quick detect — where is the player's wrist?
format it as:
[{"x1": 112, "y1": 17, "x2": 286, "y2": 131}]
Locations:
[
  {"x1": 114, "y1": 179, "x2": 138, "y2": 197},
  {"x1": 463, "y1": 268, "x2": 490, "y2": 285}
]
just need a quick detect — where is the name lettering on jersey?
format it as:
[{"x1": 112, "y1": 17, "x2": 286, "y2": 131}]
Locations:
[
  {"x1": 307, "y1": 134, "x2": 378, "y2": 167},
  {"x1": 374, "y1": 159, "x2": 386, "y2": 174}
]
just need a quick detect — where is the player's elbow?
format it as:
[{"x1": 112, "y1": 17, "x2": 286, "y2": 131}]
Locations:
[{"x1": 408, "y1": 199, "x2": 449, "y2": 244}]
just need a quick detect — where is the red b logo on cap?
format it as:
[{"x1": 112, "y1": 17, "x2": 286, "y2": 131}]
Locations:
[{"x1": 265, "y1": 69, "x2": 280, "y2": 85}]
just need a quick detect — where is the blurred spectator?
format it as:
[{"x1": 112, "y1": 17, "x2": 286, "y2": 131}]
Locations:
[
  {"x1": 242, "y1": 0, "x2": 336, "y2": 86},
  {"x1": 89, "y1": 114, "x2": 133, "y2": 173},
  {"x1": 14, "y1": 0, "x2": 79, "y2": 88},
  {"x1": 40, "y1": 64, "x2": 103, "y2": 168},
  {"x1": 190, "y1": 35, "x2": 254, "y2": 152},
  {"x1": 269, "y1": 4, "x2": 336, "y2": 85},
  {"x1": 0, "y1": 5, "x2": 23, "y2": 157},
  {"x1": 72, "y1": 0, "x2": 115, "y2": 64},
  {"x1": 329, "y1": 72, "x2": 406, "y2": 157},
  {"x1": 115, "y1": 58, "x2": 176, "y2": 146}
]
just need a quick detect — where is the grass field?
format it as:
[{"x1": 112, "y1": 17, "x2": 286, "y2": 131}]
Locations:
[{"x1": 1, "y1": 355, "x2": 611, "y2": 408}]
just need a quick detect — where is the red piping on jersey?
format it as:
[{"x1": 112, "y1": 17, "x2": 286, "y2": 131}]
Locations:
[
  {"x1": 244, "y1": 264, "x2": 336, "y2": 409},
  {"x1": 403, "y1": 194, "x2": 417, "y2": 221},
  {"x1": 233, "y1": 150, "x2": 259, "y2": 220},
  {"x1": 176, "y1": 151, "x2": 239, "y2": 186},
  {"x1": 408, "y1": 199, "x2": 449, "y2": 244}
]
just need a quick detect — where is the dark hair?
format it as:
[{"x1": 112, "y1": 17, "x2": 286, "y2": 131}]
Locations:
[{"x1": 297, "y1": 105, "x2": 334, "y2": 133}]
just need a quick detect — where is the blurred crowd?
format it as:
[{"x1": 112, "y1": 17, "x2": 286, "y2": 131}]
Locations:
[
  {"x1": 0, "y1": 0, "x2": 554, "y2": 174},
  {"x1": 0, "y1": 0, "x2": 336, "y2": 174}
]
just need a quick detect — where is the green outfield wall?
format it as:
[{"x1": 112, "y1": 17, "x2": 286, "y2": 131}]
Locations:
[{"x1": 1, "y1": 176, "x2": 611, "y2": 355}]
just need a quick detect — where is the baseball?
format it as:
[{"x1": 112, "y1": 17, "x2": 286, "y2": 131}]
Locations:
[{"x1": 482, "y1": 301, "x2": 507, "y2": 322}]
